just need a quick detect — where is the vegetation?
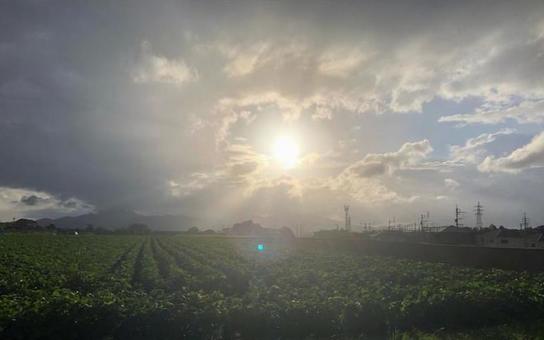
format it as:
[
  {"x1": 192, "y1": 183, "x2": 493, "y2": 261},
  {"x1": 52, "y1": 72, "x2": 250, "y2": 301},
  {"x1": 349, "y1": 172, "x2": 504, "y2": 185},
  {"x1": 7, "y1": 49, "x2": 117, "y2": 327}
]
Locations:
[{"x1": 1, "y1": 234, "x2": 544, "y2": 339}]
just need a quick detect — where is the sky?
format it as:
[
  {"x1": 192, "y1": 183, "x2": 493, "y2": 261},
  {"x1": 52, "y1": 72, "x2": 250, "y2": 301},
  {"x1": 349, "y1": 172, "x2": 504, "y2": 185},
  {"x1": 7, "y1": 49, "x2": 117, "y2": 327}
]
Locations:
[{"x1": 1, "y1": 0, "x2": 544, "y2": 230}]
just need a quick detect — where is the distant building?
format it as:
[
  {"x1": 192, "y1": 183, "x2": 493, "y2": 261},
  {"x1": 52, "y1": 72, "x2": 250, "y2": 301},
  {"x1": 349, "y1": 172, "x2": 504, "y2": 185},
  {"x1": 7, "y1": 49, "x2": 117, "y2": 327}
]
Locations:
[
  {"x1": 367, "y1": 226, "x2": 544, "y2": 249},
  {"x1": 524, "y1": 232, "x2": 544, "y2": 248},
  {"x1": 478, "y1": 227, "x2": 544, "y2": 248}
]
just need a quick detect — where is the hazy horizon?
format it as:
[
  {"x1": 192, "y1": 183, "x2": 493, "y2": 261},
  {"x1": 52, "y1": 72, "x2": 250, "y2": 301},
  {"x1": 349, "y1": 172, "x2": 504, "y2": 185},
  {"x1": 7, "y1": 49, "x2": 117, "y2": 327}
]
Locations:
[{"x1": 2, "y1": 1, "x2": 544, "y2": 229}]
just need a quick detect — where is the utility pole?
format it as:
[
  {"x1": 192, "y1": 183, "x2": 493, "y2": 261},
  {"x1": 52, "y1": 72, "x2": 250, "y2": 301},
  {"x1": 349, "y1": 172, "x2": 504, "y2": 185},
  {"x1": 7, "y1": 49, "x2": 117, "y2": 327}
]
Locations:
[{"x1": 455, "y1": 205, "x2": 465, "y2": 228}]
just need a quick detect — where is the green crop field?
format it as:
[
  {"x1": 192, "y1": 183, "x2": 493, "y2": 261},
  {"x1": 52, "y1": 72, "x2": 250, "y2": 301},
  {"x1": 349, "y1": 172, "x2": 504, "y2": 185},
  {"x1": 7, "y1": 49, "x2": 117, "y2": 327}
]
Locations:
[{"x1": 1, "y1": 234, "x2": 544, "y2": 339}]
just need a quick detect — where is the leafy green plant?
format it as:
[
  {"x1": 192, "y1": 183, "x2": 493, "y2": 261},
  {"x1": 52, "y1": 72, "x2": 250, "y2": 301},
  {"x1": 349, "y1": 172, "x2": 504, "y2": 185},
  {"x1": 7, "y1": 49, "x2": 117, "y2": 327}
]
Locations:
[{"x1": 2, "y1": 234, "x2": 544, "y2": 339}]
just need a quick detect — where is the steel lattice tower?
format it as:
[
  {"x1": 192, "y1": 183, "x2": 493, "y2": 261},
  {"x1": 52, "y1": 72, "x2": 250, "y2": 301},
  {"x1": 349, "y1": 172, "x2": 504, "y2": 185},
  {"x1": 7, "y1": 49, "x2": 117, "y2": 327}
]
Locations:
[
  {"x1": 474, "y1": 201, "x2": 483, "y2": 229},
  {"x1": 344, "y1": 205, "x2": 351, "y2": 231},
  {"x1": 521, "y1": 212, "x2": 530, "y2": 230}
]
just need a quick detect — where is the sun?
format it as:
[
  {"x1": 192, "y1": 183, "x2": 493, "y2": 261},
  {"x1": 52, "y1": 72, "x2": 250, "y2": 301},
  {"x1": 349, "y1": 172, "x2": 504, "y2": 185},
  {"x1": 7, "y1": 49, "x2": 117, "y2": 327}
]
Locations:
[{"x1": 273, "y1": 136, "x2": 300, "y2": 169}]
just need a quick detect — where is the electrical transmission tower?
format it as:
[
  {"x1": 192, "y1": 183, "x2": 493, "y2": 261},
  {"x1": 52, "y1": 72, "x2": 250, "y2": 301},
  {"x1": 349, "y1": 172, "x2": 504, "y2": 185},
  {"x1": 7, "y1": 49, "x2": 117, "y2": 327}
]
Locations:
[
  {"x1": 344, "y1": 205, "x2": 351, "y2": 231},
  {"x1": 474, "y1": 201, "x2": 484, "y2": 229},
  {"x1": 454, "y1": 205, "x2": 465, "y2": 228},
  {"x1": 521, "y1": 212, "x2": 530, "y2": 230}
]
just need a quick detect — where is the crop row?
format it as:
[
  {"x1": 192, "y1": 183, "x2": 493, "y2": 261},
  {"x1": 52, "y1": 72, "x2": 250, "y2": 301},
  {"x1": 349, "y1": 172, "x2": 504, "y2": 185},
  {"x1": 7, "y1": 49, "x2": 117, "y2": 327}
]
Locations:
[{"x1": 2, "y1": 234, "x2": 544, "y2": 339}]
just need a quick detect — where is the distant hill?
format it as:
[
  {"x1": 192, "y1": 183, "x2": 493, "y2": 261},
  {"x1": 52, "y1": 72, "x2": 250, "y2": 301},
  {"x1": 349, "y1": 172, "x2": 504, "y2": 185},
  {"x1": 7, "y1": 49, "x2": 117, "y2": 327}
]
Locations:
[
  {"x1": 0, "y1": 218, "x2": 47, "y2": 232},
  {"x1": 37, "y1": 209, "x2": 199, "y2": 231}
]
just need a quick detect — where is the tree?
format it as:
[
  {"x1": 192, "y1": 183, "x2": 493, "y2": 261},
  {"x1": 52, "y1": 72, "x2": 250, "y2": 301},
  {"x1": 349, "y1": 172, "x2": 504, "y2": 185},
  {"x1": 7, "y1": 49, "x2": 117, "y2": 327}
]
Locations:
[
  {"x1": 127, "y1": 223, "x2": 151, "y2": 234},
  {"x1": 187, "y1": 226, "x2": 200, "y2": 234}
]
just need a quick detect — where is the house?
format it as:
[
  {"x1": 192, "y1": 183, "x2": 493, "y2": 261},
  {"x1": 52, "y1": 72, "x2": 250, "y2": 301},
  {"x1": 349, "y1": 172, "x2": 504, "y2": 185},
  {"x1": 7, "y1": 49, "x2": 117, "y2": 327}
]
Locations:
[
  {"x1": 478, "y1": 227, "x2": 544, "y2": 248},
  {"x1": 522, "y1": 232, "x2": 544, "y2": 248}
]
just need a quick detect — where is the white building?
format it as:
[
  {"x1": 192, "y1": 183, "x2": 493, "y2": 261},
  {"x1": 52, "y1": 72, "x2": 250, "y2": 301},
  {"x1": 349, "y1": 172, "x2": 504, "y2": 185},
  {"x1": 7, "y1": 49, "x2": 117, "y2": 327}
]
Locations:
[{"x1": 478, "y1": 228, "x2": 544, "y2": 248}]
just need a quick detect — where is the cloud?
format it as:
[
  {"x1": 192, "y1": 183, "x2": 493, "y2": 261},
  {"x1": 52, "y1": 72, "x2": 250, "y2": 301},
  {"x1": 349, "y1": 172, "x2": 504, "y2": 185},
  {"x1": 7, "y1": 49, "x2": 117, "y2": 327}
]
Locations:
[
  {"x1": 299, "y1": 152, "x2": 321, "y2": 168},
  {"x1": 0, "y1": 187, "x2": 93, "y2": 219},
  {"x1": 168, "y1": 173, "x2": 217, "y2": 197},
  {"x1": 223, "y1": 143, "x2": 268, "y2": 185},
  {"x1": 169, "y1": 143, "x2": 269, "y2": 197},
  {"x1": 0, "y1": 78, "x2": 42, "y2": 98},
  {"x1": 250, "y1": 175, "x2": 304, "y2": 200},
  {"x1": 132, "y1": 41, "x2": 198, "y2": 85},
  {"x1": 205, "y1": 22, "x2": 544, "y2": 145},
  {"x1": 318, "y1": 47, "x2": 367, "y2": 77},
  {"x1": 196, "y1": 9, "x2": 544, "y2": 150},
  {"x1": 449, "y1": 128, "x2": 516, "y2": 164},
  {"x1": 334, "y1": 140, "x2": 433, "y2": 203},
  {"x1": 214, "y1": 92, "x2": 305, "y2": 125},
  {"x1": 444, "y1": 178, "x2": 460, "y2": 191},
  {"x1": 209, "y1": 16, "x2": 544, "y2": 119},
  {"x1": 333, "y1": 176, "x2": 408, "y2": 204},
  {"x1": 221, "y1": 42, "x2": 269, "y2": 77},
  {"x1": 479, "y1": 131, "x2": 544, "y2": 173},
  {"x1": 440, "y1": 100, "x2": 544, "y2": 125},
  {"x1": 3, "y1": 1, "x2": 544, "y2": 227},
  {"x1": 346, "y1": 139, "x2": 433, "y2": 177},
  {"x1": 204, "y1": 39, "x2": 308, "y2": 78},
  {"x1": 20, "y1": 194, "x2": 45, "y2": 206},
  {"x1": 209, "y1": 87, "x2": 391, "y2": 147}
]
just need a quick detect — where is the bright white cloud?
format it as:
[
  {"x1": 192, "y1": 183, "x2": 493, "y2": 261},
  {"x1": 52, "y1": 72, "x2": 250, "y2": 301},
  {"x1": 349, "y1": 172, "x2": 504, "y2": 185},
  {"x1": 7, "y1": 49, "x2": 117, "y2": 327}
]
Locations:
[
  {"x1": 449, "y1": 128, "x2": 516, "y2": 164},
  {"x1": 354, "y1": 139, "x2": 433, "y2": 176},
  {"x1": 479, "y1": 131, "x2": 544, "y2": 173},
  {"x1": 0, "y1": 187, "x2": 93, "y2": 219},
  {"x1": 440, "y1": 100, "x2": 544, "y2": 125}
]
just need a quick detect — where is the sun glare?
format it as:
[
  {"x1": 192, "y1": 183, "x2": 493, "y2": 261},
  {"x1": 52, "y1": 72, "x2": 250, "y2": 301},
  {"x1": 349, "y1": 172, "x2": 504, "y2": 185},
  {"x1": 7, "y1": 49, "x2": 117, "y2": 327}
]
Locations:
[{"x1": 273, "y1": 136, "x2": 300, "y2": 169}]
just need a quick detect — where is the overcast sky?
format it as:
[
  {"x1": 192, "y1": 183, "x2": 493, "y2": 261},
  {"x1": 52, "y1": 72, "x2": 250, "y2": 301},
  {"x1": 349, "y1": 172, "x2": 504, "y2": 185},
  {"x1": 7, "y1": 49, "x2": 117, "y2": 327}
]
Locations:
[{"x1": 1, "y1": 0, "x2": 544, "y2": 229}]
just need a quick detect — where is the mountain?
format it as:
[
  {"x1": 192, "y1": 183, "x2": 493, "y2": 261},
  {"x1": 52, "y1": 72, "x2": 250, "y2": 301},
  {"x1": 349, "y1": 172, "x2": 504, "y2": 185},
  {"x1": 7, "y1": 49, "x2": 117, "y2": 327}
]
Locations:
[{"x1": 37, "y1": 209, "x2": 199, "y2": 231}]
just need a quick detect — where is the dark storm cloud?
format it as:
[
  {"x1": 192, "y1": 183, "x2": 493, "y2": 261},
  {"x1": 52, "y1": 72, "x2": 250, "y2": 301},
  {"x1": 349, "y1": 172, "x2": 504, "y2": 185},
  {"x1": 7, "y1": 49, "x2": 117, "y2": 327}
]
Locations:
[
  {"x1": 0, "y1": 1, "x2": 178, "y2": 210},
  {"x1": 20, "y1": 195, "x2": 42, "y2": 206}
]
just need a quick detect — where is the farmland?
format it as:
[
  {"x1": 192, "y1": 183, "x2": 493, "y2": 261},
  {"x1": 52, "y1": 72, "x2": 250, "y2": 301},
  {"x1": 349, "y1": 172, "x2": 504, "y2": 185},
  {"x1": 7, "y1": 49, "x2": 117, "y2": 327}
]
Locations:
[{"x1": 1, "y1": 234, "x2": 544, "y2": 339}]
